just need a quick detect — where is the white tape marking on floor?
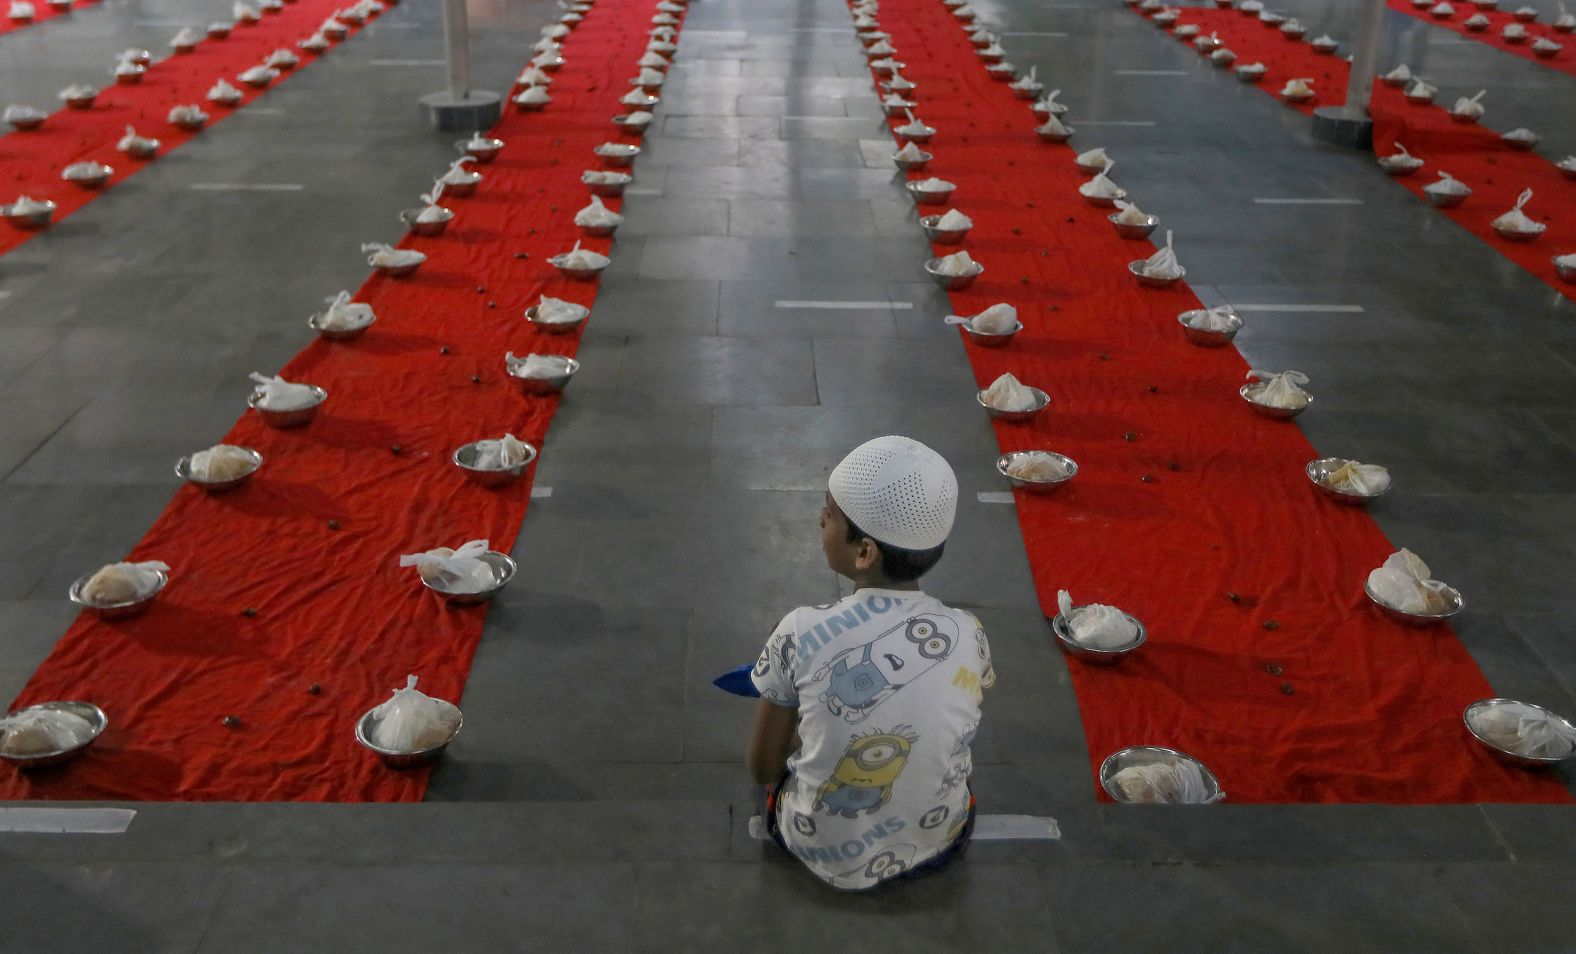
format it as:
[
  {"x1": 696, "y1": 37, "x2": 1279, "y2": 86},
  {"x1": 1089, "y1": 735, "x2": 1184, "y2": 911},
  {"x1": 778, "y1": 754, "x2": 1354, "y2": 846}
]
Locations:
[
  {"x1": 0, "y1": 808, "x2": 136, "y2": 834},
  {"x1": 1231, "y1": 303, "x2": 1365, "y2": 313},
  {"x1": 1115, "y1": 69, "x2": 1189, "y2": 76},
  {"x1": 977, "y1": 491, "x2": 1016, "y2": 505},
  {"x1": 749, "y1": 814, "x2": 1057, "y2": 841},
  {"x1": 972, "y1": 815, "x2": 1061, "y2": 841},
  {"x1": 531, "y1": 486, "x2": 553, "y2": 498},
  {"x1": 190, "y1": 183, "x2": 305, "y2": 192},
  {"x1": 1076, "y1": 120, "x2": 1158, "y2": 126},
  {"x1": 368, "y1": 59, "x2": 447, "y2": 66},
  {"x1": 774, "y1": 300, "x2": 915, "y2": 310},
  {"x1": 1252, "y1": 198, "x2": 1363, "y2": 205}
]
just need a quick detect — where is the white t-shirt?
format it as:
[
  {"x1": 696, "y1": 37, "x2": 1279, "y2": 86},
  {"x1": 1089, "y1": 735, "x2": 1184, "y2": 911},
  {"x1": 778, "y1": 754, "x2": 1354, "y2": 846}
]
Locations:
[{"x1": 751, "y1": 587, "x2": 994, "y2": 890}]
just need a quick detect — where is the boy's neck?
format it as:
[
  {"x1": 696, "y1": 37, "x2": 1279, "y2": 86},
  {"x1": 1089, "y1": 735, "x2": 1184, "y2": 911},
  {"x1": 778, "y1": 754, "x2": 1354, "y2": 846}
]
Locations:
[{"x1": 848, "y1": 572, "x2": 921, "y2": 592}]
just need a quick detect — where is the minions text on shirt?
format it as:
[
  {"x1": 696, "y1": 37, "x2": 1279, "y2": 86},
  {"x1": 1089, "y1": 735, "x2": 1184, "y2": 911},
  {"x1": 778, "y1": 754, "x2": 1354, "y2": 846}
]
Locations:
[{"x1": 752, "y1": 587, "x2": 994, "y2": 890}]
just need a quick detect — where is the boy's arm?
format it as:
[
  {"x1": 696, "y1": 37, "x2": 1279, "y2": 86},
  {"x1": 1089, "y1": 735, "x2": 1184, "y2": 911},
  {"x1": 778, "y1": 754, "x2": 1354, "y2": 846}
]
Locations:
[{"x1": 746, "y1": 698, "x2": 799, "y2": 785}]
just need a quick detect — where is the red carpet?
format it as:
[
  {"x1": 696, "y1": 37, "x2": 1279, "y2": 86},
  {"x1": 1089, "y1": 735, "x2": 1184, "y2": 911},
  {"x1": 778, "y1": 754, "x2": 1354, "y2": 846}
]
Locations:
[
  {"x1": 1156, "y1": 7, "x2": 1575, "y2": 302},
  {"x1": 0, "y1": 0, "x2": 97, "y2": 38},
  {"x1": 1, "y1": 0, "x2": 662, "y2": 801},
  {"x1": 1388, "y1": 0, "x2": 1576, "y2": 79},
  {"x1": 0, "y1": 0, "x2": 374, "y2": 258},
  {"x1": 865, "y1": 0, "x2": 1571, "y2": 803}
]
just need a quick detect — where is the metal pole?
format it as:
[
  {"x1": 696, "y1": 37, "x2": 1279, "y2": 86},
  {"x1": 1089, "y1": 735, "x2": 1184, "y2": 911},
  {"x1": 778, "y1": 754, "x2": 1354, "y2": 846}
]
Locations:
[
  {"x1": 441, "y1": 0, "x2": 471, "y2": 101},
  {"x1": 1344, "y1": 0, "x2": 1386, "y2": 112}
]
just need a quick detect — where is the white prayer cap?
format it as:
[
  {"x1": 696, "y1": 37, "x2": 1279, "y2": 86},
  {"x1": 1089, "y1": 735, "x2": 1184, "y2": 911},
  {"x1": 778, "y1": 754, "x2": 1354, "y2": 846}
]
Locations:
[{"x1": 829, "y1": 436, "x2": 957, "y2": 550}]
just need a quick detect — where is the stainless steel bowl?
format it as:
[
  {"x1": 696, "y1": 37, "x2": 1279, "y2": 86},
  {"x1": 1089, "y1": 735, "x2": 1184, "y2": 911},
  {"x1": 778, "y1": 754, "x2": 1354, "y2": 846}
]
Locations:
[
  {"x1": 1177, "y1": 308, "x2": 1242, "y2": 346},
  {"x1": 1236, "y1": 66, "x2": 1266, "y2": 82},
  {"x1": 1378, "y1": 157, "x2": 1423, "y2": 176},
  {"x1": 0, "y1": 702, "x2": 108, "y2": 769},
  {"x1": 1051, "y1": 606, "x2": 1145, "y2": 663},
  {"x1": 1463, "y1": 698, "x2": 1576, "y2": 768},
  {"x1": 1031, "y1": 101, "x2": 1070, "y2": 119},
  {"x1": 584, "y1": 174, "x2": 632, "y2": 198},
  {"x1": 400, "y1": 205, "x2": 453, "y2": 237},
  {"x1": 1427, "y1": 190, "x2": 1467, "y2": 209},
  {"x1": 1099, "y1": 746, "x2": 1224, "y2": 803},
  {"x1": 1492, "y1": 222, "x2": 1545, "y2": 243},
  {"x1": 595, "y1": 144, "x2": 641, "y2": 167},
  {"x1": 1404, "y1": 91, "x2": 1436, "y2": 105},
  {"x1": 1128, "y1": 259, "x2": 1186, "y2": 288},
  {"x1": 1238, "y1": 384, "x2": 1309, "y2": 419},
  {"x1": 115, "y1": 68, "x2": 146, "y2": 85},
  {"x1": 577, "y1": 217, "x2": 619, "y2": 238},
  {"x1": 1108, "y1": 212, "x2": 1158, "y2": 239},
  {"x1": 123, "y1": 139, "x2": 161, "y2": 158},
  {"x1": 3, "y1": 201, "x2": 57, "y2": 230},
  {"x1": 621, "y1": 94, "x2": 660, "y2": 113},
  {"x1": 976, "y1": 387, "x2": 1050, "y2": 422},
  {"x1": 906, "y1": 181, "x2": 953, "y2": 205},
  {"x1": 1381, "y1": 75, "x2": 1409, "y2": 88},
  {"x1": 1364, "y1": 579, "x2": 1464, "y2": 625},
  {"x1": 1305, "y1": 457, "x2": 1390, "y2": 505},
  {"x1": 456, "y1": 137, "x2": 504, "y2": 162},
  {"x1": 1036, "y1": 123, "x2": 1074, "y2": 143},
  {"x1": 1282, "y1": 90, "x2": 1315, "y2": 104},
  {"x1": 1502, "y1": 133, "x2": 1540, "y2": 151},
  {"x1": 919, "y1": 214, "x2": 969, "y2": 245},
  {"x1": 508, "y1": 356, "x2": 579, "y2": 395},
  {"x1": 64, "y1": 93, "x2": 98, "y2": 109},
  {"x1": 418, "y1": 549, "x2": 516, "y2": 604},
  {"x1": 610, "y1": 114, "x2": 649, "y2": 136},
  {"x1": 373, "y1": 259, "x2": 423, "y2": 278},
  {"x1": 64, "y1": 167, "x2": 113, "y2": 189},
  {"x1": 248, "y1": 385, "x2": 327, "y2": 428},
  {"x1": 924, "y1": 257, "x2": 983, "y2": 290},
  {"x1": 1211, "y1": 50, "x2": 1238, "y2": 67},
  {"x1": 892, "y1": 148, "x2": 933, "y2": 172},
  {"x1": 453, "y1": 440, "x2": 538, "y2": 487},
  {"x1": 69, "y1": 569, "x2": 167, "y2": 619},
  {"x1": 549, "y1": 253, "x2": 610, "y2": 281},
  {"x1": 1554, "y1": 257, "x2": 1576, "y2": 283},
  {"x1": 526, "y1": 303, "x2": 590, "y2": 334},
  {"x1": 355, "y1": 699, "x2": 463, "y2": 768},
  {"x1": 881, "y1": 100, "x2": 917, "y2": 117},
  {"x1": 985, "y1": 64, "x2": 1017, "y2": 81},
  {"x1": 996, "y1": 450, "x2": 1077, "y2": 492},
  {"x1": 1449, "y1": 112, "x2": 1480, "y2": 124},
  {"x1": 175, "y1": 447, "x2": 263, "y2": 492},
  {"x1": 1011, "y1": 82, "x2": 1044, "y2": 100},
  {"x1": 961, "y1": 320, "x2": 1022, "y2": 348},
  {"x1": 1075, "y1": 158, "x2": 1109, "y2": 175},
  {"x1": 439, "y1": 179, "x2": 478, "y2": 198},
  {"x1": 7, "y1": 115, "x2": 45, "y2": 131},
  {"x1": 1311, "y1": 39, "x2": 1338, "y2": 53},
  {"x1": 1081, "y1": 187, "x2": 1127, "y2": 208},
  {"x1": 308, "y1": 309, "x2": 375, "y2": 340}
]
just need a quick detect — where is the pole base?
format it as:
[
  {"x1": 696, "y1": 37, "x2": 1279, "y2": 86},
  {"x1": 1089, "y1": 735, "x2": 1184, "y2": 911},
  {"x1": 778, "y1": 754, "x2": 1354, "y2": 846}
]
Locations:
[
  {"x1": 1310, "y1": 105, "x2": 1373, "y2": 149},
  {"x1": 419, "y1": 90, "x2": 503, "y2": 132}
]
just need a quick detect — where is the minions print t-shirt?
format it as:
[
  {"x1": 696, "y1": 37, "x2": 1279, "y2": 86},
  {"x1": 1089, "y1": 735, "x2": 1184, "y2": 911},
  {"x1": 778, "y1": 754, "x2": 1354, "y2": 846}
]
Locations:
[{"x1": 751, "y1": 587, "x2": 994, "y2": 891}]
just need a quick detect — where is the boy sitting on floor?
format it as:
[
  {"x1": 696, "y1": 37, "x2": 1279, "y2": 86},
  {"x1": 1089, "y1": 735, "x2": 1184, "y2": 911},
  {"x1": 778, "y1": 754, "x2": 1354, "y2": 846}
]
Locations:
[{"x1": 747, "y1": 436, "x2": 994, "y2": 891}]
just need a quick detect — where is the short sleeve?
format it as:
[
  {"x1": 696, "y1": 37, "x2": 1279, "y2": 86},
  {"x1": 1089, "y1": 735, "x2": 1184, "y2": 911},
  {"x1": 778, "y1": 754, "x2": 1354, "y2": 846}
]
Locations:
[{"x1": 750, "y1": 610, "x2": 800, "y2": 707}]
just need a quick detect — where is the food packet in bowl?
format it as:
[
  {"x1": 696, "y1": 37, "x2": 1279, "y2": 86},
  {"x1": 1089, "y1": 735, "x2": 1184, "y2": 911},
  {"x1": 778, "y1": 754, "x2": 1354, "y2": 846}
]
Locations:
[
  {"x1": 0, "y1": 709, "x2": 95, "y2": 756},
  {"x1": 248, "y1": 371, "x2": 319, "y2": 410},
  {"x1": 189, "y1": 444, "x2": 255, "y2": 481},
  {"x1": 1366, "y1": 548, "x2": 1453, "y2": 614},
  {"x1": 981, "y1": 372, "x2": 1038, "y2": 412},
  {"x1": 1057, "y1": 591, "x2": 1136, "y2": 648},
  {"x1": 1474, "y1": 704, "x2": 1576, "y2": 759},
  {"x1": 82, "y1": 560, "x2": 168, "y2": 604},
  {"x1": 1111, "y1": 759, "x2": 1221, "y2": 803},
  {"x1": 399, "y1": 539, "x2": 496, "y2": 593},
  {"x1": 471, "y1": 434, "x2": 533, "y2": 469},
  {"x1": 369, "y1": 676, "x2": 461, "y2": 751},
  {"x1": 1243, "y1": 369, "x2": 1310, "y2": 408}
]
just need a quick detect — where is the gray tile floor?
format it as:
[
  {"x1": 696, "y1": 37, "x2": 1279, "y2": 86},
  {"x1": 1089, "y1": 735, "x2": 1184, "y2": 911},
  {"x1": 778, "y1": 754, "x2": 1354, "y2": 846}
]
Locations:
[{"x1": 2, "y1": 0, "x2": 1575, "y2": 949}]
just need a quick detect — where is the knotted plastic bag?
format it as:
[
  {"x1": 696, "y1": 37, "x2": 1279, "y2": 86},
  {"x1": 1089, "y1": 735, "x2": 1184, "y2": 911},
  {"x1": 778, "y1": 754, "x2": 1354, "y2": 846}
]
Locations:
[
  {"x1": 1182, "y1": 305, "x2": 1237, "y2": 331},
  {"x1": 361, "y1": 243, "x2": 425, "y2": 268},
  {"x1": 532, "y1": 295, "x2": 589, "y2": 324},
  {"x1": 1244, "y1": 369, "x2": 1310, "y2": 408},
  {"x1": 945, "y1": 302, "x2": 1016, "y2": 333},
  {"x1": 1113, "y1": 199, "x2": 1150, "y2": 226},
  {"x1": 1076, "y1": 147, "x2": 1110, "y2": 171},
  {"x1": 1110, "y1": 759, "x2": 1222, "y2": 803},
  {"x1": 0, "y1": 709, "x2": 95, "y2": 756},
  {"x1": 980, "y1": 372, "x2": 1038, "y2": 412},
  {"x1": 1490, "y1": 188, "x2": 1541, "y2": 233},
  {"x1": 1424, "y1": 171, "x2": 1470, "y2": 198},
  {"x1": 933, "y1": 250, "x2": 979, "y2": 276},
  {"x1": 1367, "y1": 548, "x2": 1453, "y2": 614},
  {"x1": 507, "y1": 352, "x2": 572, "y2": 379},
  {"x1": 515, "y1": 84, "x2": 551, "y2": 106},
  {"x1": 249, "y1": 371, "x2": 319, "y2": 410},
  {"x1": 189, "y1": 444, "x2": 255, "y2": 481},
  {"x1": 1058, "y1": 591, "x2": 1137, "y2": 649},
  {"x1": 472, "y1": 434, "x2": 533, "y2": 470},
  {"x1": 574, "y1": 195, "x2": 622, "y2": 229},
  {"x1": 1006, "y1": 453, "x2": 1070, "y2": 481},
  {"x1": 1281, "y1": 77, "x2": 1314, "y2": 98},
  {"x1": 118, "y1": 126, "x2": 157, "y2": 151},
  {"x1": 1385, "y1": 63, "x2": 1411, "y2": 82},
  {"x1": 399, "y1": 539, "x2": 496, "y2": 593},
  {"x1": 1080, "y1": 161, "x2": 1122, "y2": 199},
  {"x1": 82, "y1": 560, "x2": 169, "y2": 604},
  {"x1": 896, "y1": 109, "x2": 931, "y2": 138},
  {"x1": 554, "y1": 240, "x2": 609, "y2": 269},
  {"x1": 441, "y1": 156, "x2": 481, "y2": 185},
  {"x1": 1474, "y1": 704, "x2": 1576, "y2": 760},
  {"x1": 1452, "y1": 89, "x2": 1486, "y2": 118},
  {"x1": 1379, "y1": 141, "x2": 1421, "y2": 171},
  {"x1": 1141, "y1": 230, "x2": 1184, "y2": 279},
  {"x1": 1326, "y1": 460, "x2": 1390, "y2": 494},
  {"x1": 319, "y1": 291, "x2": 375, "y2": 331},
  {"x1": 369, "y1": 676, "x2": 460, "y2": 751}
]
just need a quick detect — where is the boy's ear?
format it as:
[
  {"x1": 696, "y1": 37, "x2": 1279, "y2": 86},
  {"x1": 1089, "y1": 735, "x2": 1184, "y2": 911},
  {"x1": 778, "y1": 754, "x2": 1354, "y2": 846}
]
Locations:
[{"x1": 854, "y1": 537, "x2": 882, "y2": 572}]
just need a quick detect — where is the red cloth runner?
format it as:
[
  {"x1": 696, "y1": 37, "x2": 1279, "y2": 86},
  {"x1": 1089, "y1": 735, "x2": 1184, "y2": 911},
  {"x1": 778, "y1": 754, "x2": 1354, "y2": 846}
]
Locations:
[
  {"x1": 1, "y1": 0, "x2": 662, "y2": 801},
  {"x1": 0, "y1": 0, "x2": 98, "y2": 38},
  {"x1": 1159, "y1": 7, "x2": 1574, "y2": 303},
  {"x1": 865, "y1": 0, "x2": 1570, "y2": 803},
  {"x1": 1388, "y1": 0, "x2": 1576, "y2": 79},
  {"x1": 0, "y1": 0, "x2": 373, "y2": 258}
]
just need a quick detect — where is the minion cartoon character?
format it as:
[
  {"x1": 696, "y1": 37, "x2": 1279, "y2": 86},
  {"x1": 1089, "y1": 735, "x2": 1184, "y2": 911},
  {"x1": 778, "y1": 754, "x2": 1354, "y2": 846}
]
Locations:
[
  {"x1": 813, "y1": 615, "x2": 958, "y2": 723},
  {"x1": 815, "y1": 726, "x2": 919, "y2": 818}
]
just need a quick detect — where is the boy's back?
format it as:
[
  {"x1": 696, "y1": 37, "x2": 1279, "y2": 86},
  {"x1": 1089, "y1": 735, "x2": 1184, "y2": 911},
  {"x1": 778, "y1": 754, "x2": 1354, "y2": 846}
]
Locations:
[{"x1": 753, "y1": 588, "x2": 994, "y2": 890}]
